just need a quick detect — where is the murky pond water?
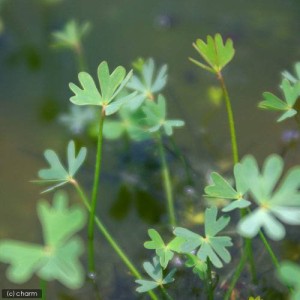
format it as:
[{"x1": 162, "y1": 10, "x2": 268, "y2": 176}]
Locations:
[{"x1": 1, "y1": 0, "x2": 300, "y2": 299}]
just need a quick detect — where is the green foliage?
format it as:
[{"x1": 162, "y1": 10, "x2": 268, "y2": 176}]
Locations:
[
  {"x1": 126, "y1": 58, "x2": 168, "y2": 110},
  {"x1": 190, "y1": 33, "x2": 235, "y2": 73},
  {"x1": 0, "y1": 191, "x2": 86, "y2": 289},
  {"x1": 51, "y1": 20, "x2": 91, "y2": 50},
  {"x1": 135, "y1": 256, "x2": 176, "y2": 293},
  {"x1": 142, "y1": 94, "x2": 185, "y2": 136},
  {"x1": 277, "y1": 261, "x2": 300, "y2": 300},
  {"x1": 144, "y1": 229, "x2": 185, "y2": 269},
  {"x1": 237, "y1": 154, "x2": 300, "y2": 240},
  {"x1": 36, "y1": 140, "x2": 87, "y2": 193},
  {"x1": 184, "y1": 253, "x2": 207, "y2": 280},
  {"x1": 102, "y1": 105, "x2": 150, "y2": 141},
  {"x1": 174, "y1": 206, "x2": 232, "y2": 268},
  {"x1": 282, "y1": 62, "x2": 300, "y2": 84},
  {"x1": 59, "y1": 105, "x2": 96, "y2": 135},
  {"x1": 258, "y1": 79, "x2": 300, "y2": 122},
  {"x1": 69, "y1": 61, "x2": 135, "y2": 115},
  {"x1": 204, "y1": 163, "x2": 251, "y2": 212}
]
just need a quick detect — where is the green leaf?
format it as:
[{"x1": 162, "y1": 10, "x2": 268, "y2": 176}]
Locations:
[
  {"x1": 204, "y1": 163, "x2": 251, "y2": 212},
  {"x1": 36, "y1": 141, "x2": 87, "y2": 193},
  {"x1": 185, "y1": 253, "x2": 207, "y2": 280},
  {"x1": 174, "y1": 207, "x2": 232, "y2": 268},
  {"x1": 69, "y1": 61, "x2": 134, "y2": 114},
  {"x1": 282, "y1": 62, "x2": 300, "y2": 84},
  {"x1": 277, "y1": 261, "x2": 300, "y2": 300},
  {"x1": 135, "y1": 256, "x2": 176, "y2": 293},
  {"x1": 190, "y1": 33, "x2": 235, "y2": 73},
  {"x1": 51, "y1": 20, "x2": 90, "y2": 50},
  {"x1": 0, "y1": 191, "x2": 86, "y2": 288},
  {"x1": 143, "y1": 94, "x2": 185, "y2": 136},
  {"x1": 258, "y1": 79, "x2": 300, "y2": 122},
  {"x1": 126, "y1": 58, "x2": 168, "y2": 110},
  {"x1": 237, "y1": 154, "x2": 300, "y2": 240},
  {"x1": 144, "y1": 229, "x2": 182, "y2": 269}
]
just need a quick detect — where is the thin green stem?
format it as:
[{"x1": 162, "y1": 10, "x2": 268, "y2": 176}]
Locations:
[
  {"x1": 157, "y1": 133, "x2": 176, "y2": 227},
  {"x1": 223, "y1": 250, "x2": 248, "y2": 300},
  {"x1": 40, "y1": 279, "x2": 46, "y2": 300},
  {"x1": 206, "y1": 258, "x2": 214, "y2": 300},
  {"x1": 88, "y1": 108, "x2": 105, "y2": 273},
  {"x1": 74, "y1": 43, "x2": 87, "y2": 72},
  {"x1": 217, "y1": 72, "x2": 239, "y2": 164},
  {"x1": 258, "y1": 230, "x2": 280, "y2": 270},
  {"x1": 160, "y1": 286, "x2": 174, "y2": 300},
  {"x1": 73, "y1": 181, "x2": 158, "y2": 300}
]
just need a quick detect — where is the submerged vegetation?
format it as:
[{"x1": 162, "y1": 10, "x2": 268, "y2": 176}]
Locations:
[{"x1": 1, "y1": 2, "x2": 300, "y2": 300}]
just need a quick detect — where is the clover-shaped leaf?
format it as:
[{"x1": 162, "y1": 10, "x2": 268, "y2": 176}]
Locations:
[
  {"x1": 174, "y1": 207, "x2": 232, "y2": 268},
  {"x1": 258, "y1": 79, "x2": 300, "y2": 122},
  {"x1": 51, "y1": 20, "x2": 91, "y2": 50},
  {"x1": 144, "y1": 229, "x2": 185, "y2": 269},
  {"x1": 205, "y1": 163, "x2": 251, "y2": 212},
  {"x1": 184, "y1": 253, "x2": 207, "y2": 280},
  {"x1": 282, "y1": 62, "x2": 300, "y2": 84},
  {"x1": 277, "y1": 261, "x2": 300, "y2": 300},
  {"x1": 69, "y1": 61, "x2": 135, "y2": 115},
  {"x1": 142, "y1": 94, "x2": 185, "y2": 136},
  {"x1": 102, "y1": 105, "x2": 150, "y2": 141},
  {"x1": 237, "y1": 154, "x2": 300, "y2": 240},
  {"x1": 59, "y1": 105, "x2": 96, "y2": 135},
  {"x1": 0, "y1": 191, "x2": 86, "y2": 289},
  {"x1": 190, "y1": 34, "x2": 235, "y2": 73},
  {"x1": 135, "y1": 256, "x2": 176, "y2": 293},
  {"x1": 126, "y1": 58, "x2": 168, "y2": 110},
  {"x1": 36, "y1": 140, "x2": 87, "y2": 193}
]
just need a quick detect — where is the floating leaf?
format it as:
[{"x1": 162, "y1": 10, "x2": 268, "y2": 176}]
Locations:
[
  {"x1": 69, "y1": 61, "x2": 135, "y2": 115},
  {"x1": 0, "y1": 191, "x2": 86, "y2": 289},
  {"x1": 144, "y1": 229, "x2": 185, "y2": 269},
  {"x1": 174, "y1": 207, "x2": 232, "y2": 268},
  {"x1": 135, "y1": 256, "x2": 176, "y2": 293},
  {"x1": 277, "y1": 261, "x2": 300, "y2": 300},
  {"x1": 126, "y1": 58, "x2": 168, "y2": 110},
  {"x1": 190, "y1": 33, "x2": 235, "y2": 73},
  {"x1": 258, "y1": 79, "x2": 300, "y2": 122},
  {"x1": 142, "y1": 94, "x2": 185, "y2": 136},
  {"x1": 204, "y1": 163, "x2": 251, "y2": 212},
  {"x1": 35, "y1": 141, "x2": 87, "y2": 193},
  {"x1": 237, "y1": 154, "x2": 300, "y2": 240},
  {"x1": 51, "y1": 20, "x2": 91, "y2": 50}
]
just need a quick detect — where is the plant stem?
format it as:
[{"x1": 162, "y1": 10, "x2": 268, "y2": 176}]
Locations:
[
  {"x1": 217, "y1": 72, "x2": 239, "y2": 164},
  {"x1": 74, "y1": 43, "x2": 87, "y2": 72},
  {"x1": 217, "y1": 71, "x2": 257, "y2": 282},
  {"x1": 40, "y1": 279, "x2": 46, "y2": 300},
  {"x1": 206, "y1": 258, "x2": 214, "y2": 300},
  {"x1": 223, "y1": 250, "x2": 248, "y2": 300},
  {"x1": 88, "y1": 108, "x2": 105, "y2": 273},
  {"x1": 157, "y1": 133, "x2": 176, "y2": 227},
  {"x1": 73, "y1": 181, "x2": 158, "y2": 300},
  {"x1": 160, "y1": 286, "x2": 174, "y2": 300},
  {"x1": 258, "y1": 230, "x2": 280, "y2": 270}
]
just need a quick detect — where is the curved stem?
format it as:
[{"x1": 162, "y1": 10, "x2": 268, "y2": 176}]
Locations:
[
  {"x1": 217, "y1": 72, "x2": 239, "y2": 164},
  {"x1": 73, "y1": 181, "x2": 158, "y2": 300},
  {"x1": 157, "y1": 133, "x2": 176, "y2": 227},
  {"x1": 88, "y1": 108, "x2": 105, "y2": 273},
  {"x1": 74, "y1": 43, "x2": 88, "y2": 72},
  {"x1": 223, "y1": 250, "x2": 248, "y2": 300}
]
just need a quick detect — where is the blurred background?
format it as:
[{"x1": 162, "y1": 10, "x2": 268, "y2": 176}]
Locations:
[{"x1": 0, "y1": 0, "x2": 300, "y2": 299}]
